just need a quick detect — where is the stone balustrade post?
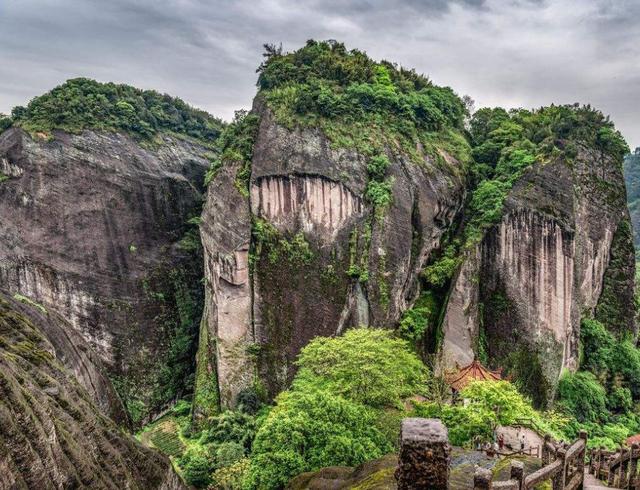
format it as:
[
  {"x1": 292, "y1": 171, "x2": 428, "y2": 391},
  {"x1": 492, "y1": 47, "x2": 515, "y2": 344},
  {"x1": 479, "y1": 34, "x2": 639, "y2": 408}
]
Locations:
[
  {"x1": 473, "y1": 466, "x2": 493, "y2": 490},
  {"x1": 597, "y1": 446, "x2": 605, "y2": 479},
  {"x1": 608, "y1": 451, "x2": 618, "y2": 486},
  {"x1": 395, "y1": 418, "x2": 451, "y2": 490},
  {"x1": 542, "y1": 434, "x2": 551, "y2": 465},
  {"x1": 510, "y1": 460, "x2": 524, "y2": 490},
  {"x1": 619, "y1": 447, "x2": 630, "y2": 488},
  {"x1": 629, "y1": 443, "x2": 639, "y2": 489},
  {"x1": 577, "y1": 430, "x2": 587, "y2": 477},
  {"x1": 552, "y1": 447, "x2": 567, "y2": 490}
]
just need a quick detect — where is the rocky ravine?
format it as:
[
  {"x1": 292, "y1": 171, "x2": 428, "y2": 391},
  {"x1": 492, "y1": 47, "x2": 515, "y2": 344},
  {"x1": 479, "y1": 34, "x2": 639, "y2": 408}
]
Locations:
[
  {"x1": 440, "y1": 146, "x2": 635, "y2": 406},
  {"x1": 0, "y1": 290, "x2": 185, "y2": 489},
  {"x1": 0, "y1": 127, "x2": 209, "y2": 419},
  {"x1": 196, "y1": 99, "x2": 467, "y2": 411}
]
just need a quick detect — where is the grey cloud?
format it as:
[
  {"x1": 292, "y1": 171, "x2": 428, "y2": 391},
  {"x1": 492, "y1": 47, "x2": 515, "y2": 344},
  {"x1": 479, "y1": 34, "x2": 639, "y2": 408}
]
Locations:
[{"x1": 0, "y1": 0, "x2": 637, "y2": 148}]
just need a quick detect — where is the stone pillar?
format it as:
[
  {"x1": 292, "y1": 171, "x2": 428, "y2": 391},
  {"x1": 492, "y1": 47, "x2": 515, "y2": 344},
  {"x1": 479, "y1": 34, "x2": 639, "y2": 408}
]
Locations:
[
  {"x1": 629, "y1": 443, "x2": 639, "y2": 489},
  {"x1": 577, "y1": 430, "x2": 587, "y2": 477},
  {"x1": 608, "y1": 452, "x2": 617, "y2": 487},
  {"x1": 473, "y1": 467, "x2": 493, "y2": 490},
  {"x1": 620, "y1": 447, "x2": 630, "y2": 488},
  {"x1": 542, "y1": 434, "x2": 551, "y2": 465},
  {"x1": 510, "y1": 460, "x2": 524, "y2": 490},
  {"x1": 552, "y1": 447, "x2": 566, "y2": 490},
  {"x1": 395, "y1": 418, "x2": 451, "y2": 490}
]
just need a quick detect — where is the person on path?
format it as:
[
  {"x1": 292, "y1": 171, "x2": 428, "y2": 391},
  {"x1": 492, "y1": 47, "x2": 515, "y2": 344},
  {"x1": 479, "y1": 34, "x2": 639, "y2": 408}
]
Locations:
[{"x1": 520, "y1": 433, "x2": 526, "y2": 452}]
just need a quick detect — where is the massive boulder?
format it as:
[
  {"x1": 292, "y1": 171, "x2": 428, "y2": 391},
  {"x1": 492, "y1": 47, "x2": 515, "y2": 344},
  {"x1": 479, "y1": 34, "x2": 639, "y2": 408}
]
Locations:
[
  {"x1": 440, "y1": 146, "x2": 635, "y2": 406},
  {"x1": 0, "y1": 127, "x2": 209, "y2": 420},
  {"x1": 0, "y1": 290, "x2": 185, "y2": 489},
  {"x1": 197, "y1": 99, "x2": 466, "y2": 410}
]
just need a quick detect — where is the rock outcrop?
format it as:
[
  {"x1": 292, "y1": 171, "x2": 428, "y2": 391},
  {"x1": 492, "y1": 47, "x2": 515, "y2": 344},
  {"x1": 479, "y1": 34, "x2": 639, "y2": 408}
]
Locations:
[
  {"x1": 440, "y1": 147, "x2": 635, "y2": 406},
  {"x1": 0, "y1": 290, "x2": 185, "y2": 489},
  {"x1": 197, "y1": 99, "x2": 466, "y2": 410},
  {"x1": 0, "y1": 127, "x2": 209, "y2": 420}
]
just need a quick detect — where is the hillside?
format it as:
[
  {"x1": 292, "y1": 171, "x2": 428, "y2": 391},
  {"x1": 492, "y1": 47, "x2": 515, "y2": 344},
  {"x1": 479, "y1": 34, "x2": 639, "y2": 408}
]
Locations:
[{"x1": 0, "y1": 41, "x2": 637, "y2": 490}]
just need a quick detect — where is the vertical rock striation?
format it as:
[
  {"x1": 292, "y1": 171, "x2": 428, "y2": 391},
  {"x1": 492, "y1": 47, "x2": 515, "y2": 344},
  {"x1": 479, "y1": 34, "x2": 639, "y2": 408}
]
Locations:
[
  {"x1": 197, "y1": 101, "x2": 466, "y2": 409},
  {"x1": 440, "y1": 148, "x2": 635, "y2": 406}
]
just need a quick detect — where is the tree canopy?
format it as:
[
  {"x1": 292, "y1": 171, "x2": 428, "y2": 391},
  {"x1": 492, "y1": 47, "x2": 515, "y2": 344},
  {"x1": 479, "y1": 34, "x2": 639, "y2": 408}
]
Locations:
[{"x1": 8, "y1": 78, "x2": 224, "y2": 144}]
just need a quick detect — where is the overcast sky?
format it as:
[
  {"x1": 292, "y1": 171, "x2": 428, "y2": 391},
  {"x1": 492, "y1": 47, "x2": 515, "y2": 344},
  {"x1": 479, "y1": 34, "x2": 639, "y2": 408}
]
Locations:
[{"x1": 0, "y1": 0, "x2": 638, "y2": 148}]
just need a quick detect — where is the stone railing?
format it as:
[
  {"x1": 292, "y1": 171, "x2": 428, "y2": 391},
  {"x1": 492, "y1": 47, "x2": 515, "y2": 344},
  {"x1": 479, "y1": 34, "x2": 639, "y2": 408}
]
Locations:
[
  {"x1": 394, "y1": 418, "x2": 587, "y2": 490},
  {"x1": 589, "y1": 442, "x2": 640, "y2": 488},
  {"x1": 474, "y1": 431, "x2": 586, "y2": 490}
]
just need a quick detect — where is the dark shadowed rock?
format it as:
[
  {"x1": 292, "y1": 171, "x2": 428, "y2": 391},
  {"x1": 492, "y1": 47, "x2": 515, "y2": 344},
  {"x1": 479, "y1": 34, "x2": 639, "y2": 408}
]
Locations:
[
  {"x1": 0, "y1": 127, "x2": 209, "y2": 420},
  {"x1": 440, "y1": 146, "x2": 635, "y2": 406},
  {"x1": 0, "y1": 290, "x2": 185, "y2": 489},
  {"x1": 197, "y1": 99, "x2": 466, "y2": 410}
]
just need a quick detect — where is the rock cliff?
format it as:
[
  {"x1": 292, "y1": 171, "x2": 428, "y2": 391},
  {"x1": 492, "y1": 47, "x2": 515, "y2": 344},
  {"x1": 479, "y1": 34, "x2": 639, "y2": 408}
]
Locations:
[
  {"x1": 0, "y1": 126, "x2": 209, "y2": 421},
  {"x1": 441, "y1": 145, "x2": 635, "y2": 406},
  {"x1": 197, "y1": 95, "x2": 467, "y2": 410},
  {"x1": 0, "y1": 290, "x2": 185, "y2": 489}
]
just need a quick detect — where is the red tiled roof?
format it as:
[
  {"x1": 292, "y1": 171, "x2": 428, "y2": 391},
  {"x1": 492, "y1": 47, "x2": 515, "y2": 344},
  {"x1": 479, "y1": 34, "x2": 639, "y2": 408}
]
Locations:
[
  {"x1": 445, "y1": 359, "x2": 503, "y2": 391},
  {"x1": 627, "y1": 434, "x2": 640, "y2": 446}
]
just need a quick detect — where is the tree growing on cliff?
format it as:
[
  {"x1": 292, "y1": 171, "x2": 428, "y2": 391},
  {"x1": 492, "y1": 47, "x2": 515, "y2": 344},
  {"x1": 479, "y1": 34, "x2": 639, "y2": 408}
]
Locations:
[{"x1": 245, "y1": 328, "x2": 429, "y2": 489}]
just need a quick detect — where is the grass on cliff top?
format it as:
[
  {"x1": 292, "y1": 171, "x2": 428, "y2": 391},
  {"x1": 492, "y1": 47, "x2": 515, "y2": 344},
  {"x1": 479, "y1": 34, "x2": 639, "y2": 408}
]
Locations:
[
  {"x1": 7, "y1": 78, "x2": 224, "y2": 146},
  {"x1": 255, "y1": 40, "x2": 472, "y2": 169}
]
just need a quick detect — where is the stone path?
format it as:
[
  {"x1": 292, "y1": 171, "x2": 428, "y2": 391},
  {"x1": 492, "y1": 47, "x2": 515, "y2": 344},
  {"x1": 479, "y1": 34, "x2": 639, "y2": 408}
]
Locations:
[{"x1": 583, "y1": 469, "x2": 609, "y2": 489}]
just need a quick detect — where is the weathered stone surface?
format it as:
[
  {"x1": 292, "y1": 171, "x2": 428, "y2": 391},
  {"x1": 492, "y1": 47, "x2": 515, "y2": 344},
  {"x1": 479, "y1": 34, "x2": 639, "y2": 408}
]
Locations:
[
  {"x1": 0, "y1": 127, "x2": 209, "y2": 418},
  {"x1": 198, "y1": 98, "x2": 466, "y2": 407},
  {"x1": 440, "y1": 147, "x2": 635, "y2": 406},
  {"x1": 395, "y1": 418, "x2": 451, "y2": 490},
  {"x1": 0, "y1": 290, "x2": 185, "y2": 489}
]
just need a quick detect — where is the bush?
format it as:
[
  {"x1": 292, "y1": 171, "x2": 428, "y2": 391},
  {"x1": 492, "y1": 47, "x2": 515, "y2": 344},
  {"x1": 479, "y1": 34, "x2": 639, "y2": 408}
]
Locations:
[
  {"x1": 179, "y1": 449, "x2": 215, "y2": 488},
  {"x1": 414, "y1": 380, "x2": 565, "y2": 446},
  {"x1": 11, "y1": 78, "x2": 223, "y2": 143},
  {"x1": 214, "y1": 442, "x2": 245, "y2": 469},
  {"x1": 556, "y1": 371, "x2": 608, "y2": 423},
  {"x1": 293, "y1": 328, "x2": 429, "y2": 408},
  {"x1": 201, "y1": 410, "x2": 257, "y2": 452},
  {"x1": 245, "y1": 389, "x2": 390, "y2": 489}
]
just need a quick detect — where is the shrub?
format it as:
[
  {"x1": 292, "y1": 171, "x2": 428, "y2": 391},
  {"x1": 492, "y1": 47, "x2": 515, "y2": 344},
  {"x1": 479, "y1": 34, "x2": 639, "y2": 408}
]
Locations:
[
  {"x1": 179, "y1": 449, "x2": 215, "y2": 488},
  {"x1": 11, "y1": 78, "x2": 223, "y2": 143},
  {"x1": 245, "y1": 389, "x2": 390, "y2": 489},
  {"x1": 556, "y1": 371, "x2": 608, "y2": 423},
  {"x1": 293, "y1": 328, "x2": 429, "y2": 408}
]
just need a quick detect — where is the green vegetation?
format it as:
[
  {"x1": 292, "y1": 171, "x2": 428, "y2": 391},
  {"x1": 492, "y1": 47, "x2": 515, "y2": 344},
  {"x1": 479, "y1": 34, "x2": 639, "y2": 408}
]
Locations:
[
  {"x1": 246, "y1": 328, "x2": 427, "y2": 489},
  {"x1": 464, "y1": 104, "x2": 627, "y2": 244},
  {"x1": 9, "y1": 78, "x2": 223, "y2": 144},
  {"x1": 415, "y1": 380, "x2": 567, "y2": 446},
  {"x1": 138, "y1": 400, "x2": 259, "y2": 489},
  {"x1": 257, "y1": 40, "x2": 470, "y2": 166},
  {"x1": 554, "y1": 318, "x2": 640, "y2": 448},
  {"x1": 13, "y1": 293, "x2": 47, "y2": 314},
  {"x1": 292, "y1": 328, "x2": 428, "y2": 408},
  {"x1": 203, "y1": 109, "x2": 260, "y2": 192}
]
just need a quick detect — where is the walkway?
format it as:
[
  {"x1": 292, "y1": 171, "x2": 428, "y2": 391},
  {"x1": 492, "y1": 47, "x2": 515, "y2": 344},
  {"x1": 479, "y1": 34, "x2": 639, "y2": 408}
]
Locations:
[{"x1": 583, "y1": 469, "x2": 609, "y2": 489}]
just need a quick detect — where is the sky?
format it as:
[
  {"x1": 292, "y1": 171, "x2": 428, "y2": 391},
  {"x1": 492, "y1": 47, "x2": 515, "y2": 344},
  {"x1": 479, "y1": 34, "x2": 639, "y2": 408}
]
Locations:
[{"x1": 0, "y1": 0, "x2": 638, "y2": 148}]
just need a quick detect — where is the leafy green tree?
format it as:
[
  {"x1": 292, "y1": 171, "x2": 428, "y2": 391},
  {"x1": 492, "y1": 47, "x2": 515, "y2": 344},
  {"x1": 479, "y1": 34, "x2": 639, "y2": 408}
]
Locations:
[
  {"x1": 556, "y1": 371, "x2": 608, "y2": 423},
  {"x1": 293, "y1": 328, "x2": 428, "y2": 408},
  {"x1": 11, "y1": 78, "x2": 223, "y2": 144},
  {"x1": 244, "y1": 389, "x2": 390, "y2": 489},
  {"x1": 179, "y1": 449, "x2": 215, "y2": 488}
]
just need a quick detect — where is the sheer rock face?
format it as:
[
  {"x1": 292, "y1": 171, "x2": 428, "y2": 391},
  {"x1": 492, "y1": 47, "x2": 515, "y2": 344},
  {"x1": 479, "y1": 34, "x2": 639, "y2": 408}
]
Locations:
[
  {"x1": 440, "y1": 148, "x2": 635, "y2": 406},
  {"x1": 0, "y1": 291, "x2": 185, "y2": 490},
  {"x1": 0, "y1": 127, "x2": 208, "y2": 416},
  {"x1": 197, "y1": 102, "x2": 466, "y2": 409}
]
